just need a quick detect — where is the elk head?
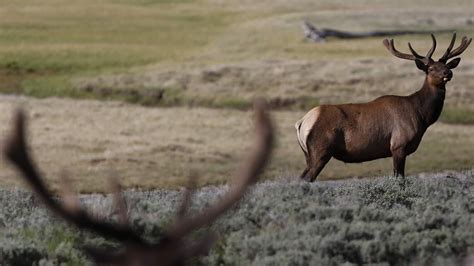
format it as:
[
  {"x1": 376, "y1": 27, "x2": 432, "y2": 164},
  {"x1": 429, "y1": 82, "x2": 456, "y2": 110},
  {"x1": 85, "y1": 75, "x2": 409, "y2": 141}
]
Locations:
[{"x1": 383, "y1": 33, "x2": 472, "y2": 87}]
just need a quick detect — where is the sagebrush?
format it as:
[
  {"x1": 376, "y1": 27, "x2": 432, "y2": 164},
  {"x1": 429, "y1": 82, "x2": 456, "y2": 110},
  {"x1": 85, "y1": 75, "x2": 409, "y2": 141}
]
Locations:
[{"x1": 0, "y1": 170, "x2": 473, "y2": 265}]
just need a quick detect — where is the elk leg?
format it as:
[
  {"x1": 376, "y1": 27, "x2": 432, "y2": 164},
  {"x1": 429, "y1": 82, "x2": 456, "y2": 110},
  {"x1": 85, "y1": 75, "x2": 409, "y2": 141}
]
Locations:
[
  {"x1": 299, "y1": 168, "x2": 309, "y2": 179},
  {"x1": 391, "y1": 149, "x2": 406, "y2": 177},
  {"x1": 302, "y1": 154, "x2": 331, "y2": 182},
  {"x1": 299, "y1": 152, "x2": 311, "y2": 178}
]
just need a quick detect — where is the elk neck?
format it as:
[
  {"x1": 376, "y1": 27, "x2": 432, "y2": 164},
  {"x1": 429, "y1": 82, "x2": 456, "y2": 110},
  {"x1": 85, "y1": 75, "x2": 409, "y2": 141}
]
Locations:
[{"x1": 409, "y1": 76, "x2": 446, "y2": 128}]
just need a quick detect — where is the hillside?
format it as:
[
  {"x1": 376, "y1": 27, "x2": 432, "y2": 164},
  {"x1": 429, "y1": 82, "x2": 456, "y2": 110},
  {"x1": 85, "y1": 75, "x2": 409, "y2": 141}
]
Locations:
[{"x1": 0, "y1": 170, "x2": 473, "y2": 265}]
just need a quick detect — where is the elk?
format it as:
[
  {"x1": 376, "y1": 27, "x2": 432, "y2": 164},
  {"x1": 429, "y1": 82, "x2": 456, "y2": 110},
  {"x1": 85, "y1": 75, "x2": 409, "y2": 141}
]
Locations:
[
  {"x1": 2, "y1": 100, "x2": 273, "y2": 265},
  {"x1": 296, "y1": 33, "x2": 471, "y2": 182}
]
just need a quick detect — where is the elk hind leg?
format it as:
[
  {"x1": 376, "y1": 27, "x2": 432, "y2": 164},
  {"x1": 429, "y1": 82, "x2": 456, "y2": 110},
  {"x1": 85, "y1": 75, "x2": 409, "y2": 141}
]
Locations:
[
  {"x1": 302, "y1": 152, "x2": 331, "y2": 182},
  {"x1": 299, "y1": 151, "x2": 310, "y2": 178}
]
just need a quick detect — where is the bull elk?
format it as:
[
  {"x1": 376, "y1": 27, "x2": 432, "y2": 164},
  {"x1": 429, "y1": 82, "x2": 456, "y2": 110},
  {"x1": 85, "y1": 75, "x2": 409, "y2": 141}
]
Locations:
[
  {"x1": 2, "y1": 100, "x2": 273, "y2": 265},
  {"x1": 296, "y1": 33, "x2": 471, "y2": 182}
]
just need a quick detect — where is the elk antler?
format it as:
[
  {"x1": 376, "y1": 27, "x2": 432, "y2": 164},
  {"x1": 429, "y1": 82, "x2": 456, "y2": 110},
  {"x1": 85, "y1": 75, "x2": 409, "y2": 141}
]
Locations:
[
  {"x1": 2, "y1": 110, "x2": 146, "y2": 245},
  {"x1": 383, "y1": 34, "x2": 437, "y2": 64},
  {"x1": 439, "y1": 32, "x2": 472, "y2": 63},
  {"x1": 2, "y1": 99, "x2": 273, "y2": 265},
  {"x1": 167, "y1": 99, "x2": 273, "y2": 239}
]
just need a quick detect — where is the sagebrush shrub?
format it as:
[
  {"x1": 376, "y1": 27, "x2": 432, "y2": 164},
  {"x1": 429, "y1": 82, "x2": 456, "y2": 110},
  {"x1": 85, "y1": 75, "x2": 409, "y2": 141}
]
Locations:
[{"x1": 0, "y1": 170, "x2": 472, "y2": 265}]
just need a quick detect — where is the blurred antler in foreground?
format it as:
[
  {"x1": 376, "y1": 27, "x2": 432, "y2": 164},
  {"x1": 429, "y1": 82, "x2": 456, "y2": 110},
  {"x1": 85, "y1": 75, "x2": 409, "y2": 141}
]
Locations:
[{"x1": 2, "y1": 99, "x2": 273, "y2": 265}]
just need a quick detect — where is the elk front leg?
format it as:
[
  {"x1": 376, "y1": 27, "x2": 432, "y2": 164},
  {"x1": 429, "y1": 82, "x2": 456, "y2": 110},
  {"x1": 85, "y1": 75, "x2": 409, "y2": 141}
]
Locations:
[{"x1": 391, "y1": 148, "x2": 406, "y2": 178}]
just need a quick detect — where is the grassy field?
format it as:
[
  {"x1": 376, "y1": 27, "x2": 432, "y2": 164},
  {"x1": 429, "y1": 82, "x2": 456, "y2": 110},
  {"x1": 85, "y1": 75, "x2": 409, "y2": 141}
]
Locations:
[
  {"x1": 0, "y1": 96, "x2": 473, "y2": 193},
  {"x1": 0, "y1": 0, "x2": 473, "y2": 191},
  {"x1": 0, "y1": 170, "x2": 472, "y2": 264},
  {"x1": 1, "y1": 0, "x2": 473, "y2": 123}
]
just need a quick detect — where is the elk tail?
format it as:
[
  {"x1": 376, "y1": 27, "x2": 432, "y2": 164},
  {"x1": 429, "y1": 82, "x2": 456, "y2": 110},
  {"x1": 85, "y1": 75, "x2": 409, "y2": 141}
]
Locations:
[
  {"x1": 295, "y1": 108, "x2": 320, "y2": 156},
  {"x1": 295, "y1": 118, "x2": 308, "y2": 155}
]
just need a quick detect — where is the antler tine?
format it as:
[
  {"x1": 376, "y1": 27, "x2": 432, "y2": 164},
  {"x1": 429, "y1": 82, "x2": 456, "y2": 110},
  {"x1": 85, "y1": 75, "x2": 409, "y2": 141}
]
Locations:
[
  {"x1": 425, "y1": 33, "x2": 437, "y2": 60},
  {"x1": 407, "y1": 42, "x2": 425, "y2": 59},
  {"x1": 109, "y1": 176, "x2": 129, "y2": 226},
  {"x1": 439, "y1": 32, "x2": 457, "y2": 62},
  {"x1": 384, "y1": 35, "x2": 439, "y2": 64},
  {"x1": 58, "y1": 173, "x2": 81, "y2": 214},
  {"x1": 230, "y1": 98, "x2": 273, "y2": 188},
  {"x1": 2, "y1": 109, "x2": 145, "y2": 245},
  {"x1": 167, "y1": 98, "x2": 273, "y2": 239},
  {"x1": 176, "y1": 176, "x2": 197, "y2": 219},
  {"x1": 443, "y1": 36, "x2": 472, "y2": 61},
  {"x1": 383, "y1": 38, "x2": 418, "y2": 61}
]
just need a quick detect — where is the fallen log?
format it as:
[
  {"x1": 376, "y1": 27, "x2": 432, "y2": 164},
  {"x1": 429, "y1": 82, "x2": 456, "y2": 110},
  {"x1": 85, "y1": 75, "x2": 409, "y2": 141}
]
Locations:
[{"x1": 303, "y1": 21, "x2": 453, "y2": 43}]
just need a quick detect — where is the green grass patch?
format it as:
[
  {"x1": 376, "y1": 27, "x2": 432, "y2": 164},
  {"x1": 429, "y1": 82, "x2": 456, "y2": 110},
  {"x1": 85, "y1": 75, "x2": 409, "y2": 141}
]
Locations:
[
  {"x1": 0, "y1": 0, "x2": 235, "y2": 93},
  {"x1": 1, "y1": 0, "x2": 473, "y2": 105}
]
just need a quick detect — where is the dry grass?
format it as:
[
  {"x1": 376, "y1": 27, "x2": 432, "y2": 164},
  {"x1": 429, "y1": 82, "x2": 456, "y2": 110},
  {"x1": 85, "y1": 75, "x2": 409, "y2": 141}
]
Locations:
[
  {"x1": 0, "y1": 0, "x2": 473, "y2": 191},
  {"x1": 0, "y1": 96, "x2": 472, "y2": 193},
  {"x1": 76, "y1": 58, "x2": 474, "y2": 113}
]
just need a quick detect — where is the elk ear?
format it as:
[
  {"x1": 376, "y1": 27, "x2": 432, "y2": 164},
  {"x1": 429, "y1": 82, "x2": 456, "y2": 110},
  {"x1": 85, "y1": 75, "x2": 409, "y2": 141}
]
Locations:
[
  {"x1": 415, "y1": 59, "x2": 428, "y2": 72},
  {"x1": 446, "y1": 58, "x2": 461, "y2": 69}
]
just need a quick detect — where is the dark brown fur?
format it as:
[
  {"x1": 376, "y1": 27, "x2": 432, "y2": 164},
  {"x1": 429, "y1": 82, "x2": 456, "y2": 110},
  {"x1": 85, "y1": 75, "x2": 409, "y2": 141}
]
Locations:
[{"x1": 298, "y1": 33, "x2": 471, "y2": 181}]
